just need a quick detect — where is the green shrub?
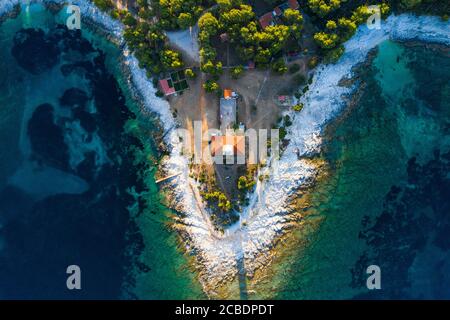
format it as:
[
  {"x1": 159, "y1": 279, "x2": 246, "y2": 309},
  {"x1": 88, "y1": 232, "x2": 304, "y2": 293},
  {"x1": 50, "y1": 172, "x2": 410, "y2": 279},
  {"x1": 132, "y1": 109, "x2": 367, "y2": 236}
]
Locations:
[
  {"x1": 231, "y1": 65, "x2": 244, "y2": 79},
  {"x1": 203, "y1": 80, "x2": 220, "y2": 93},
  {"x1": 292, "y1": 103, "x2": 304, "y2": 112},
  {"x1": 324, "y1": 45, "x2": 345, "y2": 64},
  {"x1": 308, "y1": 56, "x2": 319, "y2": 69},
  {"x1": 93, "y1": 0, "x2": 114, "y2": 11},
  {"x1": 271, "y1": 58, "x2": 288, "y2": 74},
  {"x1": 184, "y1": 68, "x2": 196, "y2": 79}
]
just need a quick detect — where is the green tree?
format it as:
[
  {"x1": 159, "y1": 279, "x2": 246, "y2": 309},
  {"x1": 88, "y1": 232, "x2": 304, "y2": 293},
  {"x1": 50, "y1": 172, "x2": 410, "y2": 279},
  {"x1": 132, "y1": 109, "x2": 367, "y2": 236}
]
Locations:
[
  {"x1": 177, "y1": 12, "x2": 194, "y2": 29},
  {"x1": 324, "y1": 45, "x2": 345, "y2": 63},
  {"x1": 337, "y1": 17, "x2": 357, "y2": 41},
  {"x1": 284, "y1": 8, "x2": 303, "y2": 38},
  {"x1": 313, "y1": 32, "x2": 339, "y2": 49},
  {"x1": 198, "y1": 12, "x2": 221, "y2": 38},
  {"x1": 200, "y1": 44, "x2": 217, "y2": 62},
  {"x1": 271, "y1": 58, "x2": 288, "y2": 74},
  {"x1": 203, "y1": 80, "x2": 220, "y2": 93},
  {"x1": 254, "y1": 47, "x2": 271, "y2": 64},
  {"x1": 231, "y1": 65, "x2": 244, "y2": 79},
  {"x1": 201, "y1": 60, "x2": 223, "y2": 76},
  {"x1": 216, "y1": 0, "x2": 233, "y2": 11},
  {"x1": 326, "y1": 20, "x2": 337, "y2": 30},
  {"x1": 94, "y1": 0, "x2": 114, "y2": 11},
  {"x1": 292, "y1": 103, "x2": 303, "y2": 112},
  {"x1": 184, "y1": 68, "x2": 196, "y2": 79},
  {"x1": 284, "y1": 8, "x2": 303, "y2": 25},
  {"x1": 307, "y1": 0, "x2": 341, "y2": 17},
  {"x1": 122, "y1": 12, "x2": 137, "y2": 27},
  {"x1": 160, "y1": 49, "x2": 184, "y2": 70}
]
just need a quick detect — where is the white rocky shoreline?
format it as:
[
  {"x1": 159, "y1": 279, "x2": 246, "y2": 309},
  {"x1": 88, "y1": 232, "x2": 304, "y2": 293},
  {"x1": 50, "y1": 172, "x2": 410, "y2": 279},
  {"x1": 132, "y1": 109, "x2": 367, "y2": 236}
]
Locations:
[{"x1": 1, "y1": 0, "x2": 449, "y2": 297}]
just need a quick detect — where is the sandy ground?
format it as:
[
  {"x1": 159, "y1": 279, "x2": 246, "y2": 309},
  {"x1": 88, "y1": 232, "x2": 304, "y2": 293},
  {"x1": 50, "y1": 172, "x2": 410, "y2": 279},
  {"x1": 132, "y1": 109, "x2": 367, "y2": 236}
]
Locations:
[
  {"x1": 219, "y1": 66, "x2": 306, "y2": 132},
  {"x1": 168, "y1": 56, "x2": 311, "y2": 198}
]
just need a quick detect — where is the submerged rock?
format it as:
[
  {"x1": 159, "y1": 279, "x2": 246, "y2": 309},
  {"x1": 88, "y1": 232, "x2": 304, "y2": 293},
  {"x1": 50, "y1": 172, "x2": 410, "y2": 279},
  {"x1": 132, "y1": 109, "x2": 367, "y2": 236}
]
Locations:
[
  {"x1": 59, "y1": 88, "x2": 89, "y2": 109},
  {"x1": 11, "y1": 28, "x2": 59, "y2": 75},
  {"x1": 27, "y1": 103, "x2": 69, "y2": 170}
]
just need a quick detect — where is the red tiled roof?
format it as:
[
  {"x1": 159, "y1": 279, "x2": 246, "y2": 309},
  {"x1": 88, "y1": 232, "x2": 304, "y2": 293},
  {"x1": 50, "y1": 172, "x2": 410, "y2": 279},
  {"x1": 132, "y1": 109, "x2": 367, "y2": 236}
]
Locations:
[
  {"x1": 288, "y1": 0, "x2": 299, "y2": 10},
  {"x1": 224, "y1": 89, "x2": 232, "y2": 99},
  {"x1": 159, "y1": 79, "x2": 175, "y2": 96},
  {"x1": 259, "y1": 12, "x2": 274, "y2": 29}
]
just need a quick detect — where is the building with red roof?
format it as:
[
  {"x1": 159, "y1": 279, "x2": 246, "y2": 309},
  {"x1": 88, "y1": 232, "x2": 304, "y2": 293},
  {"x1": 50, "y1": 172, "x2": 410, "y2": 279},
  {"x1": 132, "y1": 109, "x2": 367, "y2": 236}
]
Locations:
[
  {"x1": 258, "y1": 12, "x2": 275, "y2": 29},
  {"x1": 158, "y1": 79, "x2": 176, "y2": 96},
  {"x1": 288, "y1": 0, "x2": 300, "y2": 10},
  {"x1": 259, "y1": 1, "x2": 300, "y2": 29}
]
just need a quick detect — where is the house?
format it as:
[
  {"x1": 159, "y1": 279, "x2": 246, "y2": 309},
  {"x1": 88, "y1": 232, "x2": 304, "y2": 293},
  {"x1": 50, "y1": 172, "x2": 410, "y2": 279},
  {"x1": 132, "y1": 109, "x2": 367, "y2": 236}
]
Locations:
[
  {"x1": 259, "y1": 11, "x2": 275, "y2": 29},
  {"x1": 219, "y1": 89, "x2": 237, "y2": 131},
  {"x1": 211, "y1": 135, "x2": 245, "y2": 164},
  {"x1": 259, "y1": 0, "x2": 300, "y2": 29},
  {"x1": 288, "y1": 0, "x2": 300, "y2": 10},
  {"x1": 158, "y1": 79, "x2": 176, "y2": 96}
]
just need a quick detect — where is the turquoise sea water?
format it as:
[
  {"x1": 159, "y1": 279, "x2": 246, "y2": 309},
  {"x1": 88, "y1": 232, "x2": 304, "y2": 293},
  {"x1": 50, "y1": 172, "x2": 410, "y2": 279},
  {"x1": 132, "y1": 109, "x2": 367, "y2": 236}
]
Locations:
[
  {"x1": 271, "y1": 40, "x2": 450, "y2": 299},
  {"x1": 0, "y1": 4, "x2": 203, "y2": 299}
]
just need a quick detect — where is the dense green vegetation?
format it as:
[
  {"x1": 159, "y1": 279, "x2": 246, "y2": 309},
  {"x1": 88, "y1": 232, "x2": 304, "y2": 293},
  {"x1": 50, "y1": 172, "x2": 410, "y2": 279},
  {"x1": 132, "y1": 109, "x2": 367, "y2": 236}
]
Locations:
[
  {"x1": 106, "y1": 0, "x2": 185, "y2": 75},
  {"x1": 152, "y1": 0, "x2": 214, "y2": 30},
  {"x1": 92, "y1": 0, "x2": 449, "y2": 85},
  {"x1": 305, "y1": 0, "x2": 448, "y2": 62},
  {"x1": 310, "y1": 2, "x2": 390, "y2": 62},
  {"x1": 93, "y1": 0, "x2": 114, "y2": 11},
  {"x1": 198, "y1": 1, "x2": 303, "y2": 69}
]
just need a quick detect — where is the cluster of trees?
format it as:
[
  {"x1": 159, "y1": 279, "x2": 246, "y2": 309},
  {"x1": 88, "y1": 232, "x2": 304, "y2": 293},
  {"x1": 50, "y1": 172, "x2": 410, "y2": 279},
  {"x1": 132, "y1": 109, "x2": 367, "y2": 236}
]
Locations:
[
  {"x1": 93, "y1": 0, "x2": 114, "y2": 11},
  {"x1": 203, "y1": 190, "x2": 232, "y2": 212},
  {"x1": 237, "y1": 175, "x2": 255, "y2": 191},
  {"x1": 307, "y1": 0, "x2": 342, "y2": 18},
  {"x1": 311, "y1": 3, "x2": 390, "y2": 63},
  {"x1": 123, "y1": 21, "x2": 184, "y2": 74},
  {"x1": 308, "y1": 0, "x2": 448, "y2": 64},
  {"x1": 152, "y1": 0, "x2": 211, "y2": 30},
  {"x1": 197, "y1": 0, "x2": 304, "y2": 88},
  {"x1": 100, "y1": 1, "x2": 185, "y2": 75}
]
